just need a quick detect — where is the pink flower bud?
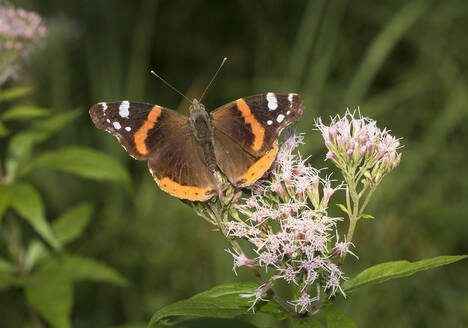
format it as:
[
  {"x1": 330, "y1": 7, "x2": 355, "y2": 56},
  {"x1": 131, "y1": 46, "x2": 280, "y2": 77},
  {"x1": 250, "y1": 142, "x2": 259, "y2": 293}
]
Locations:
[
  {"x1": 346, "y1": 149, "x2": 353, "y2": 157},
  {"x1": 358, "y1": 133, "x2": 368, "y2": 145},
  {"x1": 328, "y1": 126, "x2": 337, "y2": 142},
  {"x1": 352, "y1": 120, "x2": 362, "y2": 136},
  {"x1": 326, "y1": 150, "x2": 336, "y2": 161},
  {"x1": 336, "y1": 135, "x2": 345, "y2": 146},
  {"x1": 359, "y1": 146, "x2": 367, "y2": 158}
]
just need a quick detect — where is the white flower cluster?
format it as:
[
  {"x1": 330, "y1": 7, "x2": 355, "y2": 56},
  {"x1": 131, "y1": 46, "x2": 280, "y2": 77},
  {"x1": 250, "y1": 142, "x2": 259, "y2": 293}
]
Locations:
[
  {"x1": 315, "y1": 110, "x2": 402, "y2": 185},
  {"x1": 226, "y1": 133, "x2": 353, "y2": 313},
  {"x1": 0, "y1": 6, "x2": 45, "y2": 51}
]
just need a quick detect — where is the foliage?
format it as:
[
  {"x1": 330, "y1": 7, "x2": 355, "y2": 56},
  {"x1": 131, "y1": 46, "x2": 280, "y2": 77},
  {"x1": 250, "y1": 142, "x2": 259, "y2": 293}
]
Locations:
[
  {"x1": 0, "y1": 88, "x2": 129, "y2": 327},
  {"x1": 1, "y1": 1, "x2": 468, "y2": 327}
]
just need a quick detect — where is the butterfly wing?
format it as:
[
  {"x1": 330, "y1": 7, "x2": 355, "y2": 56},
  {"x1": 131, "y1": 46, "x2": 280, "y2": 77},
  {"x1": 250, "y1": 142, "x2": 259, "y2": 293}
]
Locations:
[
  {"x1": 211, "y1": 93, "x2": 303, "y2": 157},
  {"x1": 89, "y1": 101, "x2": 216, "y2": 201},
  {"x1": 213, "y1": 128, "x2": 278, "y2": 187},
  {"x1": 211, "y1": 93, "x2": 303, "y2": 186}
]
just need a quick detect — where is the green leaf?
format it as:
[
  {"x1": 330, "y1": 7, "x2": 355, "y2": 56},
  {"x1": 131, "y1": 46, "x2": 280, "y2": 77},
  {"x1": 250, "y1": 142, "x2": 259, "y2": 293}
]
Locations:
[
  {"x1": 0, "y1": 184, "x2": 12, "y2": 224},
  {"x1": 5, "y1": 110, "x2": 81, "y2": 180},
  {"x1": 24, "y1": 240, "x2": 49, "y2": 272},
  {"x1": 61, "y1": 255, "x2": 127, "y2": 286},
  {"x1": 342, "y1": 255, "x2": 468, "y2": 293},
  {"x1": 52, "y1": 203, "x2": 93, "y2": 245},
  {"x1": 9, "y1": 183, "x2": 60, "y2": 249},
  {"x1": 0, "y1": 121, "x2": 9, "y2": 137},
  {"x1": 0, "y1": 87, "x2": 33, "y2": 102},
  {"x1": 292, "y1": 317, "x2": 323, "y2": 328},
  {"x1": 336, "y1": 203, "x2": 349, "y2": 215},
  {"x1": 148, "y1": 283, "x2": 288, "y2": 327},
  {"x1": 25, "y1": 264, "x2": 73, "y2": 328},
  {"x1": 360, "y1": 213, "x2": 374, "y2": 219},
  {"x1": 20, "y1": 146, "x2": 132, "y2": 192},
  {"x1": 1, "y1": 106, "x2": 50, "y2": 121},
  {"x1": 325, "y1": 307, "x2": 358, "y2": 328}
]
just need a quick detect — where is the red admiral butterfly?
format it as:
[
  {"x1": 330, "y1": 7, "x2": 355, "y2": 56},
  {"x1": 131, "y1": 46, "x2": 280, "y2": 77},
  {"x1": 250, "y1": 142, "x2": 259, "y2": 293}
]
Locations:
[{"x1": 90, "y1": 70, "x2": 303, "y2": 201}]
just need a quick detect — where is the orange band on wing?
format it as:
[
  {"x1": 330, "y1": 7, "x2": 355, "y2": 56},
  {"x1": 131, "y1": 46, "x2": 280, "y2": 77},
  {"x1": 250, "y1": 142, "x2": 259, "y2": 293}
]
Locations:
[
  {"x1": 134, "y1": 105, "x2": 162, "y2": 155},
  {"x1": 237, "y1": 143, "x2": 278, "y2": 187},
  {"x1": 154, "y1": 176, "x2": 215, "y2": 201},
  {"x1": 236, "y1": 98, "x2": 265, "y2": 151}
]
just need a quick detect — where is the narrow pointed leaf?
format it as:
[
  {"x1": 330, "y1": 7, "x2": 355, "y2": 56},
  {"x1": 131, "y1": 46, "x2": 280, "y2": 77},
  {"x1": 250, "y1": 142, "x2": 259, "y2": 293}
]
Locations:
[
  {"x1": 336, "y1": 203, "x2": 349, "y2": 215},
  {"x1": 24, "y1": 240, "x2": 49, "y2": 272},
  {"x1": 9, "y1": 183, "x2": 60, "y2": 249},
  {"x1": 61, "y1": 255, "x2": 127, "y2": 286},
  {"x1": 0, "y1": 87, "x2": 32, "y2": 102},
  {"x1": 342, "y1": 255, "x2": 468, "y2": 293},
  {"x1": 1, "y1": 106, "x2": 50, "y2": 120},
  {"x1": 52, "y1": 203, "x2": 93, "y2": 245},
  {"x1": 20, "y1": 147, "x2": 132, "y2": 192},
  {"x1": 148, "y1": 283, "x2": 288, "y2": 327},
  {"x1": 5, "y1": 110, "x2": 81, "y2": 179}
]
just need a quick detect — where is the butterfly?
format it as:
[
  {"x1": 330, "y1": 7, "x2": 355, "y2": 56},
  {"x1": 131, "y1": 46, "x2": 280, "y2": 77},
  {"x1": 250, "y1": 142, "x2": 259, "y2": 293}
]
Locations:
[{"x1": 89, "y1": 92, "x2": 303, "y2": 201}]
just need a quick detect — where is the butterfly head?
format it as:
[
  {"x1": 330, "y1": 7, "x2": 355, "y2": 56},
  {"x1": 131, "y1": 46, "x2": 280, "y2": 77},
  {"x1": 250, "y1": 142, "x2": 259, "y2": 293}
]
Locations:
[{"x1": 189, "y1": 98, "x2": 207, "y2": 116}]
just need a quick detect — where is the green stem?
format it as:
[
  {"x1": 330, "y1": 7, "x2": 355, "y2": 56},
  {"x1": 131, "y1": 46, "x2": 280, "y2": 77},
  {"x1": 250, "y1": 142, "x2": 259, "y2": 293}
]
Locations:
[
  {"x1": 8, "y1": 215, "x2": 45, "y2": 328},
  {"x1": 358, "y1": 186, "x2": 376, "y2": 217}
]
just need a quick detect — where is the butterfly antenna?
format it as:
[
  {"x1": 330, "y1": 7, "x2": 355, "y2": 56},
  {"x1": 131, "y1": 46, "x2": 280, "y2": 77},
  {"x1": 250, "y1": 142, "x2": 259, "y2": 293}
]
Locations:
[
  {"x1": 199, "y1": 57, "x2": 227, "y2": 102},
  {"x1": 150, "y1": 70, "x2": 192, "y2": 103}
]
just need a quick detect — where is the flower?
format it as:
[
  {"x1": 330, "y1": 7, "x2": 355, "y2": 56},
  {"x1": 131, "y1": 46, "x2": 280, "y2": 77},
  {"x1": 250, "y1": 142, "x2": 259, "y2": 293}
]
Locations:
[
  {"x1": 315, "y1": 110, "x2": 402, "y2": 186},
  {"x1": 240, "y1": 283, "x2": 271, "y2": 312},
  {"x1": 288, "y1": 292, "x2": 318, "y2": 313},
  {"x1": 0, "y1": 5, "x2": 46, "y2": 84},
  {"x1": 225, "y1": 132, "x2": 349, "y2": 310}
]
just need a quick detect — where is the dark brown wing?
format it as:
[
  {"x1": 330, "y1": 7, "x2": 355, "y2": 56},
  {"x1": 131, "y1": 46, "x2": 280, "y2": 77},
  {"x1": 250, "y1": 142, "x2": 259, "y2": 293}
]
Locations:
[
  {"x1": 89, "y1": 101, "x2": 188, "y2": 160},
  {"x1": 211, "y1": 93, "x2": 303, "y2": 157},
  {"x1": 213, "y1": 128, "x2": 278, "y2": 187},
  {"x1": 148, "y1": 124, "x2": 217, "y2": 201},
  {"x1": 89, "y1": 101, "x2": 216, "y2": 201}
]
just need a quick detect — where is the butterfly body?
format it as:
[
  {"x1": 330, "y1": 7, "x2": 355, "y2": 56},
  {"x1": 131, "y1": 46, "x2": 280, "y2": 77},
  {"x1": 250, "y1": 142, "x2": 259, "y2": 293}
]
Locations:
[
  {"x1": 90, "y1": 92, "x2": 303, "y2": 201},
  {"x1": 188, "y1": 99, "x2": 217, "y2": 172}
]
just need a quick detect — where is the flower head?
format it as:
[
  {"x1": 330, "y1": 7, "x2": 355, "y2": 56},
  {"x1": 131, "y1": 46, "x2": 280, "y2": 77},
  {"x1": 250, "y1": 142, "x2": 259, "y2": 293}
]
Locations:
[
  {"x1": 226, "y1": 132, "x2": 349, "y2": 310},
  {"x1": 315, "y1": 110, "x2": 402, "y2": 186},
  {"x1": 0, "y1": 5, "x2": 46, "y2": 84}
]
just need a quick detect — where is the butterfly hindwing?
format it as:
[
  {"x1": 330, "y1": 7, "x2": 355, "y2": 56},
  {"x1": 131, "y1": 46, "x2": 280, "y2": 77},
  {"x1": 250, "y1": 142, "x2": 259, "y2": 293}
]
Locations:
[
  {"x1": 213, "y1": 128, "x2": 278, "y2": 186},
  {"x1": 148, "y1": 125, "x2": 217, "y2": 201},
  {"x1": 211, "y1": 93, "x2": 303, "y2": 157},
  {"x1": 89, "y1": 100, "x2": 216, "y2": 201}
]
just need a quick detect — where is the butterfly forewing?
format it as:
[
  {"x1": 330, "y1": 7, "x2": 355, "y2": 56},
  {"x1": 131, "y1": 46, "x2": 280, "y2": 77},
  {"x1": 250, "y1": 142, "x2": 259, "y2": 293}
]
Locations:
[
  {"x1": 89, "y1": 101, "x2": 187, "y2": 160},
  {"x1": 90, "y1": 100, "x2": 217, "y2": 201},
  {"x1": 211, "y1": 93, "x2": 303, "y2": 157}
]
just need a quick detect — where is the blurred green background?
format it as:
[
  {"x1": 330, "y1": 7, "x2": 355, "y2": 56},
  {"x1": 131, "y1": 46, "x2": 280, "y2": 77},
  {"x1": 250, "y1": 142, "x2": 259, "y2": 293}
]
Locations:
[{"x1": 2, "y1": 0, "x2": 468, "y2": 327}]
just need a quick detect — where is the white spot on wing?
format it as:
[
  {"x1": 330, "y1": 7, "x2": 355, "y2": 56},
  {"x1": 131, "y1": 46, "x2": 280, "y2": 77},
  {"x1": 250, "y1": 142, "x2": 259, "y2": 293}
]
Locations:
[
  {"x1": 288, "y1": 93, "x2": 294, "y2": 103},
  {"x1": 125, "y1": 126, "x2": 131, "y2": 131},
  {"x1": 266, "y1": 92, "x2": 278, "y2": 110},
  {"x1": 286, "y1": 110, "x2": 291, "y2": 115},
  {"x1": 267, "y1": 120, "x2": 273, "y2": 125},
  {"x1": 119, "y1": 100, "x2": 130, "y2": 118},
  {"x1": 101, "y1": 102, "x2": 108, "y2": 115},
  {"x1": 276, "y1": 114, "x2": 285, "y2": 123},
  {"x1": 106, "y1": 119, "x2": 110, "y2": 123},
  {"x1": 113, "y1": 122, "x2": 121, "y2": 129}
]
